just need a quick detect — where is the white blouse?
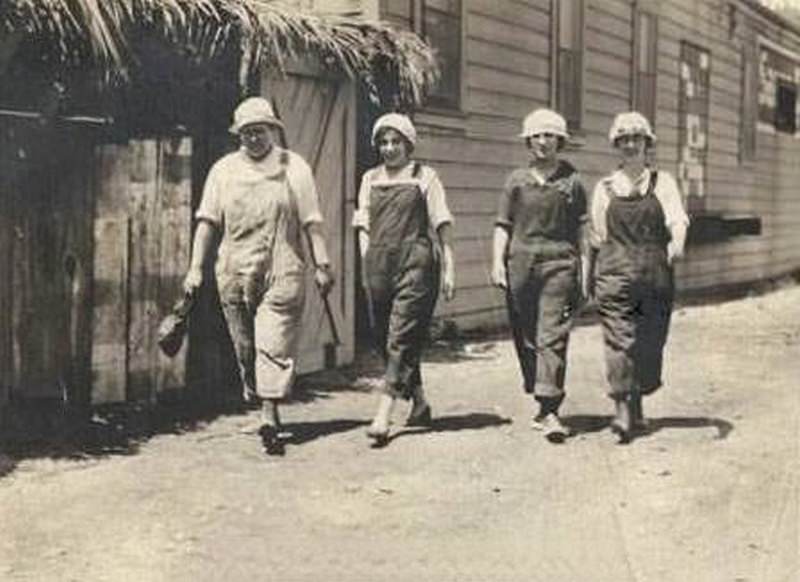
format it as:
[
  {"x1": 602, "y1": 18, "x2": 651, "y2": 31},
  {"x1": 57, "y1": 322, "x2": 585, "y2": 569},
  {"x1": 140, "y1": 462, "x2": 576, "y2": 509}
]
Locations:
[
  {"x1": 352, "y1": 162, "x2": 454, "y2": 233},
  {"x1": 590, "y1": 168, "x2": 689, "y2": 247}
]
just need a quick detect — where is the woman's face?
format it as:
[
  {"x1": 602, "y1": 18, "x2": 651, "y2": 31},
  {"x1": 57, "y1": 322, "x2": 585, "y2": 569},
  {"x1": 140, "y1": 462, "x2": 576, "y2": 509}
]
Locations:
[
  {"x1": 615, "y1": 133, "x2": 648, "y2": 164},
  {"x1": 526, "y1": 132, "x2": 560, "y2": 164},
  {"x1": 240, "y1": 123, "x2": 275, "y2": 160},
  {"x1": 377, "y1": 128, "x2": 411, "y2": 169}
]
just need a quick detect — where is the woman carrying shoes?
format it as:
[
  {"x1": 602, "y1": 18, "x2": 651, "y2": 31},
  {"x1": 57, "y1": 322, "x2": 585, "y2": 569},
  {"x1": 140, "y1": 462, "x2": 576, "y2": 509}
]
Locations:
[
  {"x1": 490, "y1": 108, "x2": 589, "y2": 443},
  {"x1": 353, "y1": 113, "x2": 456, "y2": 445},
  {"x1": 587, "y1": 112, "x2": 689, "y2": 443}
]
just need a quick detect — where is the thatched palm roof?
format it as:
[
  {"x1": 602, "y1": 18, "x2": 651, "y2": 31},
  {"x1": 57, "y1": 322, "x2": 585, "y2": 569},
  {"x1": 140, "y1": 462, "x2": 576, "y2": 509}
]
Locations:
[{"x1": 0, "y1": 0, "x2": 438, "y2": 106}]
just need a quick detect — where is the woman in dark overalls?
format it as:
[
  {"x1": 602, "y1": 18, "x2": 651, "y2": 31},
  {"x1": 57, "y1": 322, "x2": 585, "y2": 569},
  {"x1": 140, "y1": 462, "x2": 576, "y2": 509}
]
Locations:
[
  {"x1": 587, "y1": 112, "x2": 689, "y2": 442},
  {"x1": 353, "y1": 113, "x2": 456, "y2": 445},
  {"x1": 491, "y1": 108, "x2": 589, "y2": 443}
]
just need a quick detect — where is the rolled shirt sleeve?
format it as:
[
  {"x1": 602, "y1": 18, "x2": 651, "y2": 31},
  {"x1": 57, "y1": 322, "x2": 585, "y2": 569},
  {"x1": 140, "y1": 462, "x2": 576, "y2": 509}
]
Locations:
[
  {"x1": 195, "y1": 162, "x2": 224, "y2": 228},
  {"x1": 286, "y1": 152, "x2": 324, "y2": 226},
  {"x1": 421, "y1": 166, "x2": 454, "y2": 230},
  {"x1": 351, "y1": 168, "x2": 373, "y2": 231},
  {"x1": 654, "y1": 171, "x2": 690, "y2": 229},
  {"x1": 572, "y1": 177, "x2": 589, "y2": 224},
  {"x1": 589, "y1": 180, "x2": 612, "y2": 248},
  {"x1": 495, "y1": 171, "x2": 518, "y2": 230}
]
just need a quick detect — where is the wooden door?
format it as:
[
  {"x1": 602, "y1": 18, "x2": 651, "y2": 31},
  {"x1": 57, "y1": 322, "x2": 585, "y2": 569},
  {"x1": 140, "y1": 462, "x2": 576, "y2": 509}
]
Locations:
[
  {"x1": 266, "y1": 71, "x2": 357, "y2": 373},
  {"x1": 91, "y1": 137, "x2": 193, "y2": 404},
  {"x1": 0, "y1": 120, "x2": 93, "y2": 407}
]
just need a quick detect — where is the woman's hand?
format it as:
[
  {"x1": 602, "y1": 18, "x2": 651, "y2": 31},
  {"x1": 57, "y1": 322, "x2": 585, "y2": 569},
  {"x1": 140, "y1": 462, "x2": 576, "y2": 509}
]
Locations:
[
  {"x1": 441, "y1": 261, "x2": 456, "y2": 301},
  {"x1": 315, "y1": 264, "x2": 335, "y2": 297},
  {"x1": 667, "y1": 241, "x2": 683, "y2": 265},
  {"x1": 183, "y1": 267, "x2": 203, "y2": 295},
  {"x1": 490, "y1": 261, "x2": 508, "y2": 290}
]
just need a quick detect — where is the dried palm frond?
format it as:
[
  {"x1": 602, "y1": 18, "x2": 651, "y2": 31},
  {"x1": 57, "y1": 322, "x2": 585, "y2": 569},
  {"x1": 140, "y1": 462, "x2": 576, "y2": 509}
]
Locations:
[{"x1": 0, "y1": 0, "x2": 438, "y2": 106}]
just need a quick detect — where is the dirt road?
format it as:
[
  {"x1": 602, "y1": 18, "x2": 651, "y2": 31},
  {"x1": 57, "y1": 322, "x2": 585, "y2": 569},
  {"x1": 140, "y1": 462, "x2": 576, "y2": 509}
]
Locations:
[{"x1": 2, "y1": 284, "x2": 799, "y2": 582}]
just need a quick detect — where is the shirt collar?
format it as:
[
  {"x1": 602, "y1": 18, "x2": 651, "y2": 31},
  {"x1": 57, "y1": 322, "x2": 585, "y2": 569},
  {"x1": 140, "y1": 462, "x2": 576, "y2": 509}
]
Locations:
[{"x1": 605, "y1": 167, "x2": 651, "y2": 197}]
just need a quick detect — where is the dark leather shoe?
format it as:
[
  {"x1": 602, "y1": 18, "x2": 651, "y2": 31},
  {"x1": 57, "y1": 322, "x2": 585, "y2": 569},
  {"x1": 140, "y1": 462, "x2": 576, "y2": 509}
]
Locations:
[
  {"x1": 259, "y1": 425, "x2": 285, "y2": 456},
  {"x1": 405, "y1": 403, "x2": 432, "y2": 427}
]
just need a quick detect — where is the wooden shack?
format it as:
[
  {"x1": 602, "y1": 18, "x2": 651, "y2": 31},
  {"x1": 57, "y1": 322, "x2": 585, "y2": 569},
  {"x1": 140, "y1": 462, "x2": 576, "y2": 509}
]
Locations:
[
  {"x1": 0, "y1": 1, "x2": 436, "y2": 428},
  {"x1": 357, "y1": 0, "x2": 800, "y2": 332}
]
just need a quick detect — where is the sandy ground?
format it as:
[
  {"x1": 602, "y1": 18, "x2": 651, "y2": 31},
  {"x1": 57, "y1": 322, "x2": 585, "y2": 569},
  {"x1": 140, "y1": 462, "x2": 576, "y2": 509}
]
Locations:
[{"x1": 1, "y1": 284, "x2": 799, "y2": 582}]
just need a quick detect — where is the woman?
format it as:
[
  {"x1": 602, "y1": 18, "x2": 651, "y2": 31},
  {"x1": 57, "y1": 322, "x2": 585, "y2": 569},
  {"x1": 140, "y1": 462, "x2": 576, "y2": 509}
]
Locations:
[
  {"x1": 353, "y1": 113, "x2": 456, "y2": 445},
  {"x1": 588, "y1": 112, "x2": 689, "y2": 443},
  {"x1": 491, "y1": 108, "x2": 589, "y2": 443},
  {"x1": 184, "y1": 97, "x2": 334, "y2": 455}
]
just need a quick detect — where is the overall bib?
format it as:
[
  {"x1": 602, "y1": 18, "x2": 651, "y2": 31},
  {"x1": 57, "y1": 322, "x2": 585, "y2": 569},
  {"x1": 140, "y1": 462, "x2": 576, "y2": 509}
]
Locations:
[
  {"x1": 505, "y1": 169, "x2": 582, "y2": 399},
  {"x1": 365, "y1": 164, "x2": 439, "y2": 399},
  {"x1": 595, "y1": 171, "x2": 673, "y2": 399},
  {"x1": 217, "y1": 152, "x2": 306, "y2": 401}
]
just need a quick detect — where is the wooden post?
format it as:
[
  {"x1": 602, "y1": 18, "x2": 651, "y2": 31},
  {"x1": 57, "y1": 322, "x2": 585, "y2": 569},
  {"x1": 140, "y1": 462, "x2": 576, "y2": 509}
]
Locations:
[{"x1": 91, "y1": 144, "x2": 130, "y2": 404}]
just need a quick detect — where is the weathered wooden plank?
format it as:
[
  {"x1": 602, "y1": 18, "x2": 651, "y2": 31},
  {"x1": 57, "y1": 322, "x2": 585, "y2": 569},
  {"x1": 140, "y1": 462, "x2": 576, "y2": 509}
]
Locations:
[
  {"x1": 0, "y1": 122, "x2": 15, "y2": 411},
  {"x1": 91, "y1": 143, "x2": 131, "y2": 404},
  {"x1": 92, "y1": 213, "x2": 129, "y2": 404},
  {"x1": 60, "y1": 132, "x2": 95, "y2": 413},
  {"x1": 155, "y1": 137, "x2": 192, "y2": 396},
  {"x1": 127, "y1": 139, "x2": 160, "y2": 402}
]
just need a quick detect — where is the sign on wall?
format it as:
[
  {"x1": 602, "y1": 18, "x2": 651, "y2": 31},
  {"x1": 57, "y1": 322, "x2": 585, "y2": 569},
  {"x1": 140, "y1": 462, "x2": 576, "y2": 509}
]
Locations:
[{"x1": 678, "y1": 42, "x2": 711, "y2": 214}]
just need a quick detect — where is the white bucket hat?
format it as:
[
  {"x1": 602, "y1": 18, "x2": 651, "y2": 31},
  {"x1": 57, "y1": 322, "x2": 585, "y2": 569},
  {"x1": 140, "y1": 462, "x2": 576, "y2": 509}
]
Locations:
[
  {"x1": 230, "y1": 97, "x2": 284, "y2": 134},
  {"x1": 519, "y1": 108, "x2": 569, "y2": 139},
  {"x1": 371, "y1": 113, "x2": 417, "y2": 147},
  {"x1": 608, "y1": 111, "x2": 656, "y2": 144}
]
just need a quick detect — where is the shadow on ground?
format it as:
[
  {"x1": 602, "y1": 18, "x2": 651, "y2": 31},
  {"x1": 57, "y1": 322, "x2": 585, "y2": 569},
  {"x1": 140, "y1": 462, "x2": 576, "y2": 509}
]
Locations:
[
  {"x1": 0, "y1": 399, "x2": 252, "y2": 480},
  {"x1": 563, "y1": 414, "x2": 734, "y2": 441},
  {"x1": 386, "y1": 412, "x2": 512, "y2": 444},
  {"x1": 283, "y1": 419, "x2": 371, "y2": 446}
]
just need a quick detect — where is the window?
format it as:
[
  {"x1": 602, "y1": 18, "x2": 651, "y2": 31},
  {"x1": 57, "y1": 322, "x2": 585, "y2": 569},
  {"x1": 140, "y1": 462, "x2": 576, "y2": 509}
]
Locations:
[
  {"x1": 775, "y1": 80, "x2": 797, "y2": 133},
  {"x1": 413, "y1": 0, "x2": 463, "y2": 110},
  {"x1": 632, "y1": 7, "x2": 658, "y2": 125},
  {"x1": 552, "y1": 0, "x2": 585, "y2": 130},
  {"x1": 757, "y1": 41, "x2": 800, "y2": 135}
]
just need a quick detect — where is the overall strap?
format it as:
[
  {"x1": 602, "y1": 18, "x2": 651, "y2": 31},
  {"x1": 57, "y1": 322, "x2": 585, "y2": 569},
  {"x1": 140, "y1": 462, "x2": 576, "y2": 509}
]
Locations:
[{"x1": 646, "y1": 170, "x2": 659, "y2": 196}]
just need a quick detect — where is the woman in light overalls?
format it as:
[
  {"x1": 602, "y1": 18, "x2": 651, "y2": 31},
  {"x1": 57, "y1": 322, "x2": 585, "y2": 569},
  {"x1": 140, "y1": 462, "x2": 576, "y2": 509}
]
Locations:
[
  {"x1": 587, "y1": 112, "x2": 689, "y2": 443},
  {"x1": 353, "y1": 113, "x2": 456, "y2": 445},
  {"x1": 491, "y1": 108, "x2": 589, "y2": 443},
  {"x1": 185, "y1": 97, "x2": 334, "y2": 455}
]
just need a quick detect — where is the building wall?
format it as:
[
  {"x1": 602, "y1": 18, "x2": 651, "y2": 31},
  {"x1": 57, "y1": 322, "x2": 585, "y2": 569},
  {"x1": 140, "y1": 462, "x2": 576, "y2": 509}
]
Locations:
[{"x1": 374, "y1": 0, "x2": 800, "y2": 331}]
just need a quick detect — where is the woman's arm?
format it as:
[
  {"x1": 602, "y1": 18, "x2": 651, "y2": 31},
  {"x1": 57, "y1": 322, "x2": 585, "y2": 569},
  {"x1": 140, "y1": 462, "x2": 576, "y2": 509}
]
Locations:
[
  {"x1": 183, "y1": 220, "x2": 219, "y2": 294},
  {"x1": 491, "y1": 226, "x2": 510, "y2": 290},
  {"x1": 667, "y1": 222, "x2": 687, "y2": 265},
  {"x1": 437, "y1": 222, "x2": 456, "y2": 301},
  {"x1": 305, "y1": 222, "x2": 334, "y2": 296}
]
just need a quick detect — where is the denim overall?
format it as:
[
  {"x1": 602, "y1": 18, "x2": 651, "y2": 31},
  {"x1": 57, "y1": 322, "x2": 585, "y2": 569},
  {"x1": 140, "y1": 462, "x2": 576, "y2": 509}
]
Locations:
[
  {"x1": 217, "y1": 151, "x2": 306, "y2": 401},
  {"x1": 595, "y1": 171, "x2": 674, "y2": 399},
  {"x1": 504, "y1": 163, "x2": 583, "y2": 400},
  {"x1": 364, "y1": 163, "x2": 439, "y2": 399}
]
